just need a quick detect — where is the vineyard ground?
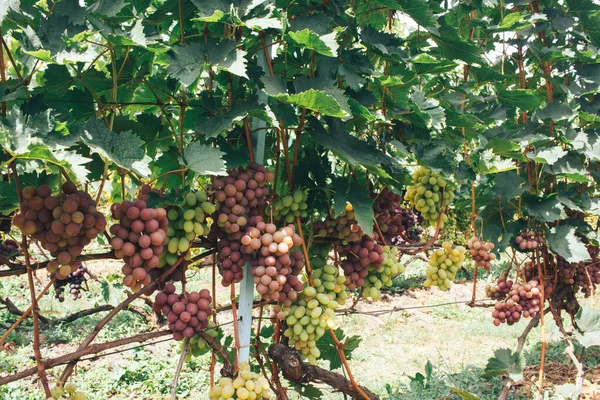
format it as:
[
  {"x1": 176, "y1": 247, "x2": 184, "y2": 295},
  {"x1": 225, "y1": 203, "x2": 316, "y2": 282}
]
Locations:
[{"x1": 1, "y1": 255, "x2": 599, "y2": 399}]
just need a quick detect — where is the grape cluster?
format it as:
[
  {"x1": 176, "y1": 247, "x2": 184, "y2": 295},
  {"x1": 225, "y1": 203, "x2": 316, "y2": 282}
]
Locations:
[
  {"x1": 490, "y1": 280, "x2": 542, "y2": 326},
  {"x1": 467, "y1": 236, "x2": 496, "y2": 271},
  {"x1": 424, "y1": 242, "x2": 466, "y2": 290},
  {"x1": 211, "y1": 164, "x2": 274, "y2": 285},
  {"x1": 210, "y1": 362, "x2": 272, "y2": 399},
  {"x1": 363, "y1": 246, "x2": 404, "y2": 300},
  {"x1": 554, "y1": 256, "x2": 576, "y2": 286},
  {"x1": 109, "y1": 201, "x2": 168, "y2": 292},
  {"x1": 152, "y1": 283, "x2": 212, "y2": 341},
  {"x1": 13, "y1": 183, "x2": 106, "y2": 279},
  {"x1": 373, "y1": 189, "x2": 405, "y2": 242},
  {"x1": 404, "y1": 167, "x2": 454, "y2": 227},
  {"x1": 485, "y1": 277, "x2": 513, "y2": 301},
  {"x1": 244, "y1": 221, "x2": 304, "y2": 305},
  {"x1": 53, "y1": 262, "x2": 87, "y2": 302},
  {"x1": 278, "y1": 286, "x2": 337, "y2": 365},
  {"x1": 0, "y1": 239, "x2": 19, "y2": 261},
  {"x1": 138, "y1": 184, "x2": 164, "y2": 202},
  {"x1": 338, "y1": 234, "x2": 384, "y2": 290},
  {"x1": 48, "y1": 382, "x2": 85, "y2": 400},
  {"x1": 575, "y1": 262, "x2": 600, "y2": 297},
  {"x1": 269, "y1": 189, "x2": 309, "y2": 223},
  {"x1": 183, "y1": 321, "x2": 220, "y2": 362},
  {"x1": 164, "y1": 190, "x2": 214, "y2": 267},
  {"x1": 390, "y1": 208, "x2": 424, "y2": 244},
  {"x1": 307, "y1": 244, "x2": 347, "y2": 306},
  {"x1": 313, "y1": 204, "x2": 363, "y2": 245},
  {"x1": 514, "y1": 230, "x2": 543, "y2": 251}
]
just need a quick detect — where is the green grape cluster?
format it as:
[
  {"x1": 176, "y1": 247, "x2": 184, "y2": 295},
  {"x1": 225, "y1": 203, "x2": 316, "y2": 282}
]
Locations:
[
  {"x1": 307, "y1": 244, "x2": 347, "y2": 306},
  {"x1": 424, "y1": 241, "x2": 466, "y2": 290},
  {"x1": 278, "y1": 286, "x2": 338, "y2": 365},
  {"x1": 48, "y1": 382, "x2": 85, "y2": 400},
  {"x1": 269, "y1": 189, "x2": 309, "y2": 223},
  {"x1": 183, "y1": 321, "x2": 220, "y2": 362},
  {"x1": 209, "y1": 362, "x2": 272, "y2": 399},
  {"x1": 162, "y1": 190, "x2": 215, "y2": 267},
  {"x1": 404, "y1": 167, "x2": 454, "y2": 227},
  {"x1": 363, "y1": 246, "x2": 404, "y2": 300}
]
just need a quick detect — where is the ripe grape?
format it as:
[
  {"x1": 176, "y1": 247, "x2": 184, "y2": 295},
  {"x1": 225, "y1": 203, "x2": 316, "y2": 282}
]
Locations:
[
  {"x1": 362, "y1": 246, "x2": 404, "y2": 300},
  {"x1": 268, "y1": 189, "x2": 309, "y2": 223},
  {"x1": 338, "y1": 233, "x2": 384, "y2": 290},
  {"x1": 163, "y1": 190, "x2": 214, "y2": 267},
  {"x1": 0, "y1": 239, "x2": 19, "y2": 262},
  {"x1": 404, "y1": 167, "x2": 454, "y2": 227},
  {"x1": 110, "y1": 200, "x2": 168, "y2": 292},
  {"x1": 424, "y1": 241, "x2": 466, "y2": 290},
  {"x1": 53, "y1": 262, "x2": 88, "y2": 302},
  {"x1": 389, "y1": 208, "x2": 424, "y2": 245},
  {"x1": 13, "y1": 183, "x2": 106, "y2": 278},
  {"x1": 245, "y1": 220, "x2": 304, "y2": 305},
  {"x1": 152, "y1": 284, "x2": 213, "y2": 341},
  {"x1": 210, "y1": 362, "x2": 272, "y2": 399},
  {"x1": 313, "y1": 204, "x2": 363, "y2": 245},
  {"x1": 513, "y1": 230, "x2": 543, "y2": 251},
  {"x1": 489, "y1": 279, "x2": 543, "y2": 326},
  {"x1": 467, "y1": 236, "x2": 496, "y2": 271}
]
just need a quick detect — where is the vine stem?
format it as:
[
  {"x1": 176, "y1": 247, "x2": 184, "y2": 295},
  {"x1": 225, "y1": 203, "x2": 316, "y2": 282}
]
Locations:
[
  {"x1": 0, "y1": 276, "x2": 57, "y2": 345},
  {"x1": 210, "y1": 256, "x2": 217, "y2": 389},
  {"x1": 243, "y1": 117, "x2": 256, "y2": 163},
  {"x1": 0, "y1": 28, "x2": 6, "y2": 116},
  {"x1": 278, "y1": 121, "x2": 294, "y2": 188},
  {"x1": 95, "y1": 161, "x2": 109, "y2": 204},
  {"x1": 171, "y1": 338, "x2": 189, "y2": 399},
  {"x1": 10, "y1": 162, "x2": 51, "y2": 397}
]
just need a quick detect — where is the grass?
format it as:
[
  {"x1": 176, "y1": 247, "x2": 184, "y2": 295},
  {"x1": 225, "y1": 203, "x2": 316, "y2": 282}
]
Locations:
[{"x1": 1, "y1": 251, "x2": 599, "y2": 399}]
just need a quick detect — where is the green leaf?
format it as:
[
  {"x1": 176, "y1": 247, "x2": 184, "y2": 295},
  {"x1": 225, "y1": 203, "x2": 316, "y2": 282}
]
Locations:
[
  {"x1": 0, "y1": 0, "x2": 19, "y2": 24},
  {"x1": 495, "y1": 12, "x2": 530, "y2": 31},
  {"x1": 372, "y1": 0, "x2": 438, "y2": 33},
  {"x1": 275, "y1": 89, "x2": 348, "y2": 118},
  {"x1": 196, "y1": 101, "x2": 261, "y2": 139},
  {"x1": 101, "y1": 280, "x2": 123, "y2": 307},
  {"x1": 535, "y1": 102, "x2": 575, "y2": 121},
  {"x1": 182, "y1": 142, "x2": 227, "y2": 176},
  {"x1": 80, "y1": 120, "x2": 151, "y2": 177},
  {"x1": 0, "y1": 181, "x2": 19, "y2": 214},
  {"x1": 546, "y1": 225, "x2": 590, "y2": 263},
  {"x1": 288, "y1": 29, "x2": 338, "y2": 57},
  {"x1": 493, "y1": 171, "x2": 529, "y2": 201},
  {"x1": 574, "y1": 306, "x2": 600, "y2": 347},
  {"x1": 450, "y1": 387, "x2": 483, "y2": 400},
  {"x1": 529, "y1": 146, "x2": 568, "y2": 165},
  {"x1": 498, "y1": 89, "x2": 541, "y2": 111},
  {"x1": 87, "y1": 0, "x2": 126, "y2": 17},
  {"x1": 0, "y1": 106, "x2": 54, "y2": 155},
  {"x1": 430, "y1": 19, "x2": 482, "y2": 64},
  {"x1": 484, "y1": 348, "x2": 525, "y2": 381},
  {"x1": 332, "y1": 175, "x2": 374, "y2": 237},
  {"x1": 166, "y1": 43, "x2": 206, "y2": 86},
  {"x1": 522, "y1": 194, "x2": 566, "y2": 222},
  {"x1": 316, "y1": 328, "x2": 362, "y2": 371}
]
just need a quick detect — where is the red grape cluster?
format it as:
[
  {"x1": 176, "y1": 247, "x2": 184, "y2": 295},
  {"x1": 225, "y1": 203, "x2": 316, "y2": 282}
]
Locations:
[
  {"x1": 490, "y1": 280, "x2": 542, "y2": 326},
  {"x1": 211, "y1": 164, "x2": 274, "y2": 285},
  {"x1": 242, "y1": 220, "x2": 304, "y2": 305},
  {"x1": 485, "y1": 277, "x2": 513, "y2": 300},
  {"x1": 514, "y1": 230, "x2": 543, "y2": 251},
  {"x1": 373, "y1": 189, "x2": 405, "y2": 243},
  {"x1": 338, "y1": 233, "x2": 384, "y2": 290},
  {"x1": 13, "y1": 183, "x2": 106, "y2": 279},
  {"x1": 152, "y1": 283, "x2": 212, "y2": 341},
  {"x1": 109, "y1": 200, "x2": 168, "y2": 292},
  {"x1": 212, "y1": 163, "x2": 274, "y2": 238},
  {"x1": 0, "y1": 239, "x2": 19, "y2": 261},
  {"x1": 554, "y1": 255, "x2": 577, "y2": 286},
  {"x1": 53, "y1": 262, "x2": 87, "y2": 302},
  {"x1": 313, "y1": 205, "x2": 363, "y2": 245},
  {"x1": 390, "y1": 208, "x2": 424, "y2": 244},
  {"x1": 467, "y1": 236, "x2": 496, "y2": 271}
]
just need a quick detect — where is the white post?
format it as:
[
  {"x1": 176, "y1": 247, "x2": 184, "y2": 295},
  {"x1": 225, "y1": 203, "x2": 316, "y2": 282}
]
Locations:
[{"x1": 237, "y1": 33, "x2": 272, "y2": 364}]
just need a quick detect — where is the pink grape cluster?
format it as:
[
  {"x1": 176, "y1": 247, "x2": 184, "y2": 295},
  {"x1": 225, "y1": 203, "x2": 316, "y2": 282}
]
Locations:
[
  {"x1": 109, "y1": 200, "x2": 168, "y2": 292},
  {"x1": 242, "y1": 220, "x2": 304, "y2": 305},
  {"x1": 338, "y1": 234, "x2": 384, "y2": 290},
  {"x1": 514, "y1": 230, "x2": 543, "y2": 251},
  {"x1": 152, "y1": 283, "x2": 212, "y2": 341},
  {"x1": 487, "y1": 278, "x2": 543, "y2": 326},
  {"x1": 13, "y1": 182, "x2": 106, "y2": 279}
]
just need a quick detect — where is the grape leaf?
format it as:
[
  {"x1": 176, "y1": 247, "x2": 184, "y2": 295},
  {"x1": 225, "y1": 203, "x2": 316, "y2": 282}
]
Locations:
[
  {"x1": 498, "y1": 89, "x2": 541, "y2": 110},
  {"x1": 196, "y1": 101, "x2": 261, "y2": 139},
  {"x1": 573, "y1": 306, "x2": 600, "y2": 347},
  {"x1": 0, "y1": 0, "x2": 19, "y2": 24},
  {"x1": 0, "y1": 106, "x2": 54, "y2": 155},
  {"x1": 166, "y1": 43, "x2": 206, "y2": 86},
  {"x1": 546, "y1": 225, "x2": 590, "y2": 263},
  {"x1": 522, "y1": 194, "x2": 566, "y2": 222},
  {"x1": 316, "y1": 328, "x2": 362, "y2": 371},
  {"x1": 275, "y1": 89, "x2": 348, "y2": 118},
  {"x1": 288, "y1": 29, "x2": 338, "y2": 57},
  {"x1": 87, "y1": 0, "x2": 126, "y2": 17},
  {"x1": 492, "y1": 171, "x2": 530, "y2": 201},
  {"x1": 80, "y1": 120, "x2": 151, "y2": 177},
  {"x1": 484, "y1": 348, "x2": 525, "y2": 380},
  {"x1": 0, "y1": 181, "x2": 20, "y2": 214},
  {"x1": 182, "y1": 142, "x2": 227, "y2": 176}
]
